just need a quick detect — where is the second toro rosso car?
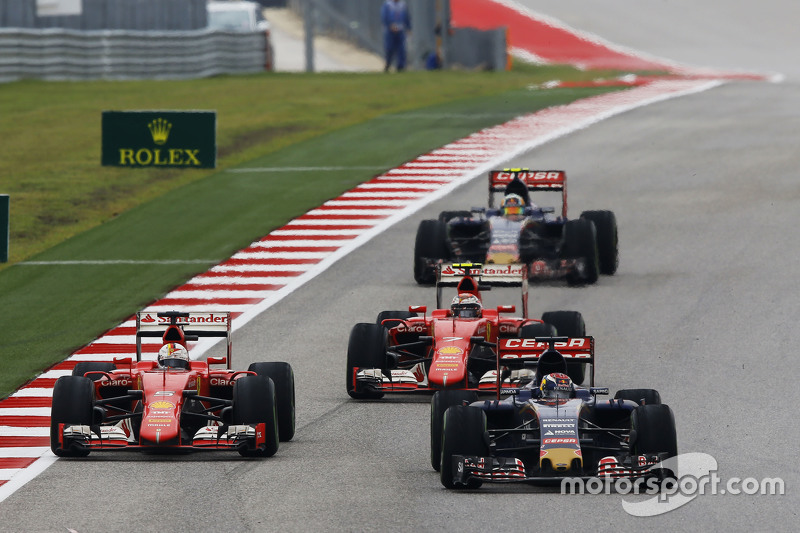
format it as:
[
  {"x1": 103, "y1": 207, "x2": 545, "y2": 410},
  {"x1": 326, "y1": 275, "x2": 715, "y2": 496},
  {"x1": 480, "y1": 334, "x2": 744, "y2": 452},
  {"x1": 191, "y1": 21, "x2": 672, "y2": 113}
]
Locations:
[
  {"x1": 50, "y1": 311, "x2": 295, "y2": 458},
  {"x1": 346, "y1": 263, "x2": 590, "y2": 400},
  {"x1": 431, "y1": 337, "x2": 677, "y2": 486},
  {"x1": 414, "y1": 169, "x2": 618, "y2": 286}
]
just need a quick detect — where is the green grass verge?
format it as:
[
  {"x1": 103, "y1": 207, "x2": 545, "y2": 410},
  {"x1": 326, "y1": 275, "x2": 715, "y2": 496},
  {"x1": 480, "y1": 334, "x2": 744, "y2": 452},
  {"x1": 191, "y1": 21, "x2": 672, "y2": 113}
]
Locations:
[{"x1": 0, "y1": 66, "x2": 628, "y2": 397}]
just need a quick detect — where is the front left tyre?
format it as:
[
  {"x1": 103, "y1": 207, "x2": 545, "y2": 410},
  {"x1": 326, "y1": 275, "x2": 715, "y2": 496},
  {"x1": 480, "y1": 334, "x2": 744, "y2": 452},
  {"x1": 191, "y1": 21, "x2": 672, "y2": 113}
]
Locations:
[
  {"x1": 430, "y1": 390, "x2": 478, "y2": 471},
  {"x1": 440, "y1": 406, "x2": 489, "y2": 489},
  {"x1": 346, "y1": 323, "x2": 388, "y2": 399},
  {"x1": 561, "y1": 219, "x2": 599, "y2": 285},
  {"x1": 50, "y1": 376, "x2": 95, "y2": 457}
]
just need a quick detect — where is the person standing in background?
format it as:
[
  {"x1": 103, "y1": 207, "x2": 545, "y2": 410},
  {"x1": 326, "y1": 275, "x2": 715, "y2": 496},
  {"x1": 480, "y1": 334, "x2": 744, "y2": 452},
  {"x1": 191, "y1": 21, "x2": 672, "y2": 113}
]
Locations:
[{"x1": 381, "y1": 0, "x2": 411, "y2": 72}]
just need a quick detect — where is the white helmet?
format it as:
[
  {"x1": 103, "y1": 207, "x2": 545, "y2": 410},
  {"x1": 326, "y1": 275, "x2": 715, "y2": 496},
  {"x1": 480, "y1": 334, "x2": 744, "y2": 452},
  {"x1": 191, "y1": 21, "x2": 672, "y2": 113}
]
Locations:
[{"x1": 157, "y1": 342, "x2": 190, "y2": 369}]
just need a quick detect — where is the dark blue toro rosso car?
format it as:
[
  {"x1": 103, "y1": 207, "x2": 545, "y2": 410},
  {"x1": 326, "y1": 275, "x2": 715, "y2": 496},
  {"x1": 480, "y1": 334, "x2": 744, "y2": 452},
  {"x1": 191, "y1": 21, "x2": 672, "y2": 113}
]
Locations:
[
  {"x1": 414, "y1": 169, "x2": 618, "y2": 286},
  {"x1": 430, "y1": 337, "x2": 678, "y2": 489}
]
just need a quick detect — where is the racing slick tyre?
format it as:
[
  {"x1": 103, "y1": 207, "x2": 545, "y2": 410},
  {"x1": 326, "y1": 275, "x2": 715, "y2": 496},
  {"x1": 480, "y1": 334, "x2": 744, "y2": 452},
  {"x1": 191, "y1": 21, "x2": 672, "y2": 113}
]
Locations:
[
  {"x1": 631, "y1": 404, "x2": 678, "y2": 477},
  {"x1": 346, "y1": 323, "x2": 388, "y2": 400},
  {"x1": 440, "y1": 406, "x2": 489, "y2": 489},
  {"x1": 414, "y1": 219, "x2": 449, "y2": 284},
  {"x1": 430, "y1": 391, "x2": 479, "y2": 471},
  {"x1": 72, "y1": 362, "x2": 116, "y2": 380},
  {"x1": 580, "y1": 210, "x2": 618, "y2": 275},
  {"x1": 232, "y1": 375, "x2": 279, "y2": 457},
  {"x1": 615, "y1": 388, "x2": 661, "y2": 406},
  {"x1": 519, "y1": 322, "x2": 557, "y2": 339},
  {"x1": 50, "y1": 376, "x2": 94, "y2": 457},
  {"x1": 73, "y1": 362, "x2": 131, "y2": 412},
  {"x1": 561, "y1": 219, "x2": 599, "y2": 286},
  {"x1": 375, "y1": 310, "x2": 416, "y2": 329},
  {"x1": 438, "y1": 210, "x2": 472, "y2": 224},
  {"x1": 541, "y1": 311, "x2": 587, "y2": 385},
  {"x1": 248, "y1": 362, "x2": 296, "y2": 442}
]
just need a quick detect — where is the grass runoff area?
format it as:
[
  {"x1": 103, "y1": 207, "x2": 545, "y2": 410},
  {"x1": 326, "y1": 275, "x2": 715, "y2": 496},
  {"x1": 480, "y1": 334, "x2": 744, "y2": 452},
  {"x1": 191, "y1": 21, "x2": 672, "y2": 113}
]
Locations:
[{"x1": 0, "y1": 64, "x2": 631, "y2": 397}]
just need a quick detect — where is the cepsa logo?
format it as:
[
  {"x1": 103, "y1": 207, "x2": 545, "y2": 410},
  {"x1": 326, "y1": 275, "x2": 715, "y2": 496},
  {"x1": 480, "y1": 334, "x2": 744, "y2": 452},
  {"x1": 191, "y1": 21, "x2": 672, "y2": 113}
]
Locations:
[
  {"x1": 492, "y1": 170, "x2": 565, "y2": 185},
  {"x1": 501, "y1": 338, "x2": 589, "y2": 349}
]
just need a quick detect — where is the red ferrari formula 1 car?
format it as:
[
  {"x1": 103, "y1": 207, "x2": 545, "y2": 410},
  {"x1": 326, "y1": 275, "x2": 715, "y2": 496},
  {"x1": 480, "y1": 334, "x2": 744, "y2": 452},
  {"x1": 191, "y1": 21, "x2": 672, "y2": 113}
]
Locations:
[
  {"x1": 346, "y1": 263, "x2": 589, "y2": 400},
  {"x1": 414, "y1": 169, "x2": 618, "y2": 285},
  {"x1": 431, "y1": 337, "x2": 677, "y2": 486},
  {"x1": 50, "y1": 311, "x2": 295, "y2": 458}
]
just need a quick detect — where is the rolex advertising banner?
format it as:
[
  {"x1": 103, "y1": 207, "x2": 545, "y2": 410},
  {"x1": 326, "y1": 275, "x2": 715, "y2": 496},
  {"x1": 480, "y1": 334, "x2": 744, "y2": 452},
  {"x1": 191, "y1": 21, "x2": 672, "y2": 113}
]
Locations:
[{"x1": 102, "y1": 111, "x2": 216, "y2": 168}]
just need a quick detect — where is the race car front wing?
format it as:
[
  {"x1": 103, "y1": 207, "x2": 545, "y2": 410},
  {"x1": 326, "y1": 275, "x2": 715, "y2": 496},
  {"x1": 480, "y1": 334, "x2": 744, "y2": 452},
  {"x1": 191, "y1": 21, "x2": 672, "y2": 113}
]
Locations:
[{"x1": 55, "y1": 423, "x2": 267, "y2": 453}]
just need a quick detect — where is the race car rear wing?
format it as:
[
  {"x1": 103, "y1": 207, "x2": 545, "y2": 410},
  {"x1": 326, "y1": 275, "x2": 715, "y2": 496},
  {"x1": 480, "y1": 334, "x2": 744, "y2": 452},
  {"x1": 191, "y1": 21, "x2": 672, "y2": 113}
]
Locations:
[
  {"x1": 135, "y1": 311, "x2": 232, "y2": 368},
  {"x1": 494, "y1": 336, "x2": 596, "y2": 394},
  {"x1": 436, "y1": 262, "x2": 529, "y2": 318},
  {"x1": 488, "y1": 169, "x2": 568, "y2": 218}
]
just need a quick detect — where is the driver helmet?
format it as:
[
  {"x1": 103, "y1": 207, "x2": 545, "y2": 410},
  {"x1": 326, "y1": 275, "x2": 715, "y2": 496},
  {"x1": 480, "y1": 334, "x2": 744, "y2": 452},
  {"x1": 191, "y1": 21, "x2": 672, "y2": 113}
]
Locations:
[
  {"x1": 502, "y1": 193, "x2": 525, "y2": 216},
  {"x1": 540, "y1": 372, "x2": 574, "y2": 399},
  {"x1": 451, "y1": 293, "x2": 482, "y2": 318},
  {"x1": 157, "y1": 342, "x2": 190, "y2": 369}
]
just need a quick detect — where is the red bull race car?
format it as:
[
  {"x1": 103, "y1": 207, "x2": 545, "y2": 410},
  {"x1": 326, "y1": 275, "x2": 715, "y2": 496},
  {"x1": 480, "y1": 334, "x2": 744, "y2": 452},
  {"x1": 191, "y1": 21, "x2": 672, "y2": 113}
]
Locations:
[
  {"x1": 414, "y1": 169, "x2": 618, "y2": 286},
  {"x1": 346, "y1": 263, "x2": 590, "y2": 401},
  {"x1": 50, "y1": 311, "x2": 295, "y2": 458},
  {"x1": 431, "y1": 336, "x2": 677, "y2": 487}
]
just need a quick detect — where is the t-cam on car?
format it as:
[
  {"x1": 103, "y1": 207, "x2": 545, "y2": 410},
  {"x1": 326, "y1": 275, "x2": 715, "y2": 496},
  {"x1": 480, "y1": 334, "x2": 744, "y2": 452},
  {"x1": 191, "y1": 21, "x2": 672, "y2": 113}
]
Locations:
[
  {"x1": 50, "y1": 311, "x2": 295, "y2": 458},
  {"x1": 346, "y1": 263, "x2": 590, "y2": 400},
  {"x1": 414, "y1": 169, "x2": 618, "y2": 286},
  {"x1": 432, "y1": 337, "x2": 677, "y2": 488}
]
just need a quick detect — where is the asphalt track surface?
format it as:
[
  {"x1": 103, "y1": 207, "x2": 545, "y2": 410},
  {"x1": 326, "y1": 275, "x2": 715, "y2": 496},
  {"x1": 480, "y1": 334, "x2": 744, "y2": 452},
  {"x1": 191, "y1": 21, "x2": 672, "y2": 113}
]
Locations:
[{"x1": 1, "y1": 1, "x2": 799, "y2": 530}]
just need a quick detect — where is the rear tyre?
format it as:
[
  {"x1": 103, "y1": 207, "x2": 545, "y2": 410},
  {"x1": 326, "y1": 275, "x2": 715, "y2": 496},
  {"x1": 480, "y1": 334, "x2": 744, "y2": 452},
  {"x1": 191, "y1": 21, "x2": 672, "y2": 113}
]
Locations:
[
  {"x1": 50, "y1": 376, "x2": 94, "y2": 457},
  {"x1": 248, "y1": 362, "x2": 296, "y2": 442},
  {"x1": 440, "y1": 406, "x2": 489, "y2": 489},
  {"x1": 438, "y1": 210, "x2": 472, "y2": 224},
  {"x1": 430, "y1": 391, "x2": 478, "y2": 471},
  {"x1": 375, "y1": 310, "x2": 416, "y2": 329},
  {"x1": 72, "y1": 362, "x2": 116, "y2": 380},
  {"x1": 631, "y1": 404, "x2": 678, "y2": 476},
  {"x1": 233, "y1": 375, "x2": 279, "y2": 457},
  {"x1": 562, "y1": 219, "x2": 599, "y2": 285},
  {"x1": 581, "y1": 210, "x2": 618, "y2": 275},
  {"x1": 414, "y1": 219, "x2": 448, "y2": 284},
  {"x1": 541, "y1": 311, "x2": 586, "y2": 384},
  {"x1": 615, "y1": 388, "x2": 661, "y2": 406},
  {"x1": 346, "y1": 323, "x2": 388, "y2": 399},
  {"x1": 519, "y1": 322, "x2": 557, "y2": 339}
]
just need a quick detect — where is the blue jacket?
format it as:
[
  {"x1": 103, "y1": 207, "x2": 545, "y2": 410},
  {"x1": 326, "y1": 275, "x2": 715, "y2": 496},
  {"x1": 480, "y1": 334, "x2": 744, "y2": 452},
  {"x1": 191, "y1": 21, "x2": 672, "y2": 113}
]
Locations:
[{"x1": 381, "y1": 0, "x2": 411, "y2": 33}]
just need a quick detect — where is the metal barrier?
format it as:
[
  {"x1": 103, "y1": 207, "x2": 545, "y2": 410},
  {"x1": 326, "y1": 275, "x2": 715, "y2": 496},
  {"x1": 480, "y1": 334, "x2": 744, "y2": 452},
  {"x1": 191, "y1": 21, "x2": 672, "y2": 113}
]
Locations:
[
  {"x1": 0, "y1": 28, "x2": 268, "y2": 82},
  {"x1": 288, "y1": 0, "x2": 507, "y2": 71},
  {"x1": 0, "y1": 0, "x2": 207, "y2": 30}
]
